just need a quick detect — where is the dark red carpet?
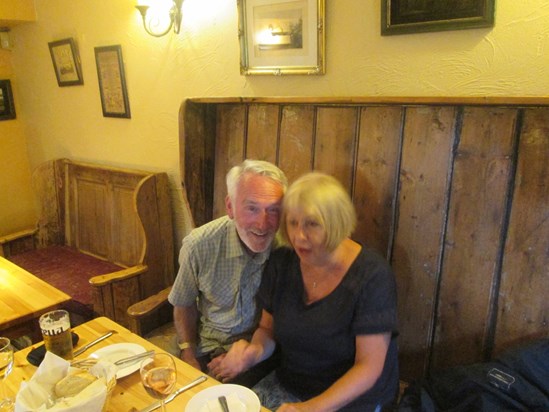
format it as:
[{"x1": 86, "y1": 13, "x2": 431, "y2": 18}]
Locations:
[{"x1": 9, "y1": 245, "x2": 123, "y2": 321}]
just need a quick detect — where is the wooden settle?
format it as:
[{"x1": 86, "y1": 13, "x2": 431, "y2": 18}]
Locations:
[
  {"x1": 178, "y1": 97, "x2": 549, "y2": 381},
  {"x1": 4, "y1": 159, "x2": 175, "y2": 329}
]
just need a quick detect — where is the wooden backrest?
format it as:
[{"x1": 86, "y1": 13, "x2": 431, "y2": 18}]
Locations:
[
  {"x1": 33, "y1": 158, "x2": 175, "y2": 294},
  {"x1": 179, "y1": 97, "x2": 549, "y2": 381}
]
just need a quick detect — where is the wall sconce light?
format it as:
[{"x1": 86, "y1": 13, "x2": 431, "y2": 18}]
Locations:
[{"x1": 136, "y1": 0, "x2": 184, "y2": 37}]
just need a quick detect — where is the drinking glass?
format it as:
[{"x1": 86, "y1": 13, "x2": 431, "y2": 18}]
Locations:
[
  {"x1": 0, "y1": 337, "x2": 14, "y2": 412},
  {"x1": 39, "y1": 309, "x2": 74, "y2": 360},
  {"x1": 140, "y1": 353, "x2": 177, "y2": 412}
]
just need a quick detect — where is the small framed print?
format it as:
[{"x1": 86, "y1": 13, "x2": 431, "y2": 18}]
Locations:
[
  {"x1": 48, "y1": 38, "x2": 84, "y2": 86},
  {"x1": 381, "y1": 0, "x2": 496, "y2": 36},
  {"x1": 238, "y1": 0, "x2": 325, "y2": 75},
  {"x1": 0, "y1": 79, "x2": 16, "y2": 120},
  {"x1": 94, "y1": 45, "x2": 131, "y2": 119}
]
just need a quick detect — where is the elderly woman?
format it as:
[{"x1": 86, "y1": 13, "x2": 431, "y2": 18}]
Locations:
[{"x1": 209, "y1": 172, "x2": 399, "y2": 411}]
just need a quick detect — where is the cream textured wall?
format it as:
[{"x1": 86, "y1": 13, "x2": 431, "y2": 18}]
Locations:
[
  {"x1": 0, "y1": 50, "x2": 36, "y2": 236},
  {"x1": 7, "y1": 0, "x2": 549, "y2": 246}
]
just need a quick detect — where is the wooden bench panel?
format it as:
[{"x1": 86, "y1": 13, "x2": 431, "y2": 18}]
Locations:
[
  {"x1": 179, "y1": 97, "x2": 549, "y2": 380},
  {"x1": 432, "y1": 107, "x2": 518, "y2": 370},
  {"x1": 393, "y1": 106, "x2": 457, "y2": 378},
  {"x1": 354, "y1": 106, "x2": 402, "y2": 256},
  {"x1": 495, "y1": 107, "x2": 549, "y2": 354},
  {"x1": 278, "y1": 105, "x2": 315, "y2": 183}
]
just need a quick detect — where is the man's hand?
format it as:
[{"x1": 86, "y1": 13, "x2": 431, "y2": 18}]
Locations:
[{"x1": 180, "y1": 348, "x2": 201, "y2": 371}]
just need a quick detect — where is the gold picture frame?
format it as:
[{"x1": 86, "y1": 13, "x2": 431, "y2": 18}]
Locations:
[
  {"x1": 48, "y1": 38, "x2": 84, "y2": 87},
  {"x1": 238, "y1": 0, "x2": 325, "y2": 75},
  {"x1": 94, "y1": 45, "x2": 131, "y2": 119}
]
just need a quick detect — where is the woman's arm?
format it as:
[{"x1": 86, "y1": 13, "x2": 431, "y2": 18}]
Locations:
[
  {"x1": 279, "y1": 332, "x2": 391, "y2": 412},
  {"x1": 208, "y1": 310, "x2": 276, "y2": 381}
]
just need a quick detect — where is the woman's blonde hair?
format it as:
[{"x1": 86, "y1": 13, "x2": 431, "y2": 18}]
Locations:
[{"x1": 279, "y1": 172, "x2": 356, "y2": 252}]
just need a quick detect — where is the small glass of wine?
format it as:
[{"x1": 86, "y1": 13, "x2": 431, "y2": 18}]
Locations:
[
  {"x1": 140, "y1": 353, "x2": 177, "y2": 412},
  {"x1": 0, "y1": 337, "x2": 14, "y2": 412}
]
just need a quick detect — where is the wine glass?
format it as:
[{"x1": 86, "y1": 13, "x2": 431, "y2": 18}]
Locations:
[
  {"x1": 140, "y1": 353, "x2": 177, "y2": 412},
  {"x1": 0, "y1": 337, "x2": 14, "y2": 412}
]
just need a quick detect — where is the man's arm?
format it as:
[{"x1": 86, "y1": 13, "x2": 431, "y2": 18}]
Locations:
[{"x1": 173, "y1": 304, "x2": 201, "y2": 370}]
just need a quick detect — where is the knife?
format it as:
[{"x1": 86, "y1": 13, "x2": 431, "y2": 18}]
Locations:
[
  {"x1": 138, "y1": 375, "x2": 208, "y2": 412},
  {"x1": 73, "y1": 330, "x2": 116, "y2": 357},
  {"x1": 114, "y1": 349, "x2": 155, "y2": 366}
]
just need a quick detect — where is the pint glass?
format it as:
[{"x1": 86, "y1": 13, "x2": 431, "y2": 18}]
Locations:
[{"x1": 39, "y1": 310, "x2": 74, "y2": 360}]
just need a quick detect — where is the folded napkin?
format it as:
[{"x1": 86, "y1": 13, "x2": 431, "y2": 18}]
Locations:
[
  {"x1": 15, "y1": 351, "x2": 116, "y2": 412},
  {"x1": 201, "y1": 393, "x2": 247, "y2": 412}
]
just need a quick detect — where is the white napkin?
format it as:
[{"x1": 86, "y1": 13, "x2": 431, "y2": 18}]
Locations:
[
  {"x1": 15, "y1": 351, "x2": 116, "y2": 412},
  {"x1": 201, "y1": 392, "x2": 247, "y2": 412}
]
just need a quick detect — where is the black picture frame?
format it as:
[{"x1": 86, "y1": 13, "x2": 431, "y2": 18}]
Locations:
[
  {"x1": 94, "y1": 45, "x2": 131, "y2": 119},
  {"x1": 0, "y1": 79, "x2": 16, "y2": 121},
  {"x1": 381, "y1": 0, "x2": 496, "y2": 36},
  {"x1": 48, "y1": 38, "x2": 84, "y2": 86}
]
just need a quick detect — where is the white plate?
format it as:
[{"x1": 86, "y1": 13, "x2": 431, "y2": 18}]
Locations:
[
  {"x1": 185, "y1": 384, "x2": 261, "y2": 412},
  {"x1": 89, "y1": 343, "x2": 146, "y2": 379}
]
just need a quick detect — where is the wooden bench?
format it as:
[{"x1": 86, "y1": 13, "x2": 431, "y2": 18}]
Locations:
[
  {"x1": 1, "y1": 159, "x2": 175, "y2": 329},
  {"x1": 129, "y1": 97, "x2": 548, "y2": 384}
]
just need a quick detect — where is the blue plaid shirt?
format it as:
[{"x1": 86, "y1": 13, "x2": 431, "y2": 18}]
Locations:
[{"x1": 168, "y1": 216, "x2": 271, "y2": 356}]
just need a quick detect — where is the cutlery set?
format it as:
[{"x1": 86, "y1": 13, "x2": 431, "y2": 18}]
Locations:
[{"x1": 71, "y1": 332, "x2": 211, "y2": 411}]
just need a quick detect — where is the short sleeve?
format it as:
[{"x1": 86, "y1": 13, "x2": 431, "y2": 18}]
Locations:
[
  {"x1": 168, "y1": 235, "x2": 200, "y2": 306},
  {"x1": 352, "y1": 252, "x2": 398, "y2": 336}
]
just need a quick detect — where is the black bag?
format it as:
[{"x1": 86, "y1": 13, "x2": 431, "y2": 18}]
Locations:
[{"x1": 397, "y1": 339, "x2": 549, "y2": 412}]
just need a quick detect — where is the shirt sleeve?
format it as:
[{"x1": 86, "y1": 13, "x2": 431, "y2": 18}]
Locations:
[
  {"x1": 352, "y1": 252, "x2": 398, "y2": 336},
  {"x1": 168, "y1": 235, "x2": 200, "y2": 307}
]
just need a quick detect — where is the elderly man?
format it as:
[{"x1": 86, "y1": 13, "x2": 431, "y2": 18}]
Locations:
[{"x1": 168, "y1": 159, "x2": 287, "y2": 386}]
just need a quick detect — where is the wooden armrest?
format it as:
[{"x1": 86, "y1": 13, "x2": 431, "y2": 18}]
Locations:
[
  {"x1": 127, "y1": 287, "x2": 172, "y2": 319},
  {"x1": 127, "y1": 287, "x2": 173, "y2": 336},
  {"x1": 0, "y1": 228, "x2": 37, "y2": 244},
  {"x1": 89, "y1": 264, "x2": 148, "y2": 287},
  {"x1": 0, "y1": 228, "x2": 37, "y2": 258}
]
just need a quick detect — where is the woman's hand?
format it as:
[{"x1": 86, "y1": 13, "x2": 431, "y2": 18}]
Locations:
[{"x1": 207, "y1": 339, "x2": 258, "y2": 382}]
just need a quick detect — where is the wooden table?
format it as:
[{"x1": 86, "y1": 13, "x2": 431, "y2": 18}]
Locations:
[
  {"x1": 5, "y1": 316, "x2": 269, "y2": 411},
  {"x1": 0, "y1": 256, "x2": 71, "y2": 340}
]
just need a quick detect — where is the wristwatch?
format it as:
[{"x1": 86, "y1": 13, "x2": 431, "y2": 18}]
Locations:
[{"x1": 177, "y1": 341, "x2": 193, "y2": 351}]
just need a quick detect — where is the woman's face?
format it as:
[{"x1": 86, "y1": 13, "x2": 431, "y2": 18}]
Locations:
[{"x1": 286, "y1": 208, "x2": 328, "y2": 265}]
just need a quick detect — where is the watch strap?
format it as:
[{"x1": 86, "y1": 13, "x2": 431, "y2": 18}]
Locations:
[{"x1": 178, "y1": 341, "x2": 193, "y2": 350}]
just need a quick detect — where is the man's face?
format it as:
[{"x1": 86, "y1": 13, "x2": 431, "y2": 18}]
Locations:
[{"x1": 226, "y1": 173, "x2": 284, "y2": 254}]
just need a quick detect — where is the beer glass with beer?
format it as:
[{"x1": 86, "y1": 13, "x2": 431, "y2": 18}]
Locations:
[{"x1": 39, "y1": 310, "x2": 74, "y2": 360}]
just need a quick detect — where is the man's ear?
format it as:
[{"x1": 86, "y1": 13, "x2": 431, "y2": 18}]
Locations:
[{"x1": 225, "y1": 195, "x2": 235, "y2": 219}]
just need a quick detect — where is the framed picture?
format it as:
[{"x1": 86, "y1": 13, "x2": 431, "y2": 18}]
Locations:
[
  {"x1": 94, "y1": 45, "x2": 131, "y2": 118},
  {"x1": 381, "y1": 0, "x2": 496, "y2": 36},
  {"x1": 238, "y1": 0, "x2": 325, "y2": 75},
  {"x1": 48, "y1": 38, "x2": 84, "y2": 86},
  {"x1": 0, "y1": 79, "x2": 16, "y2": 120}
]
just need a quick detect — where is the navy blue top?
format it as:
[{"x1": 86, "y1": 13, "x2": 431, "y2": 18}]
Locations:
[{"x1": 258, "y1": 246, "x2": 399, "y2": 411}]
